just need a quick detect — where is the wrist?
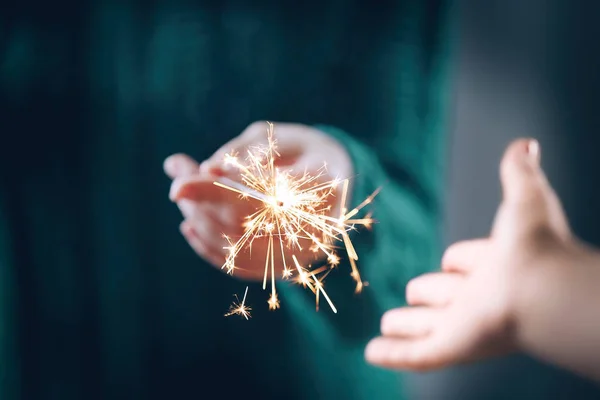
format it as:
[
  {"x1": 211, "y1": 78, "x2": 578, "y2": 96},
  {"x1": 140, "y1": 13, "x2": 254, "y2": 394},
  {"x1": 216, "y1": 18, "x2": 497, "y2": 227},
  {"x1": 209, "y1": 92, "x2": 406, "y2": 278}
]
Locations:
[{"x1": 511, "y1": 237, "x2": 592, "y2": 352}]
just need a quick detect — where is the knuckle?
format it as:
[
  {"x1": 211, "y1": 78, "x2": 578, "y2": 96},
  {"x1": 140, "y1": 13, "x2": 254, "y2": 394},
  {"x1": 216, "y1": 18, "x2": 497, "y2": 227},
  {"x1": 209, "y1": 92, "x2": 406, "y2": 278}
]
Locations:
[
  {"x1": 441, "y1": 241, "x2": 465, "y2": 263},
  {"x1": 507, "y1": 207, "x2": 560, "y2": 247},
  {"x1": 520, "y1": 224, "x2": 561, "y2": 254},
  {"x1": 244, "y1": 121, "x2": 270, "y2": 137},
  {"x1": 510, "y1": 183, "x2": 546, "y2": 208},
  {"x1": 443, "y1": 241, "x2": 463, "y2": 257}
]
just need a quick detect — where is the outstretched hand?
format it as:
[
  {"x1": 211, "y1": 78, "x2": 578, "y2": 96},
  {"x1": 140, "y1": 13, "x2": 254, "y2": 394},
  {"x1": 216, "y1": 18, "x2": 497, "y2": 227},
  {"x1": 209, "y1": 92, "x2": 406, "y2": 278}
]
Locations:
[{"x1": 366, "y1": 139, "x2": 574, "y2": 371}]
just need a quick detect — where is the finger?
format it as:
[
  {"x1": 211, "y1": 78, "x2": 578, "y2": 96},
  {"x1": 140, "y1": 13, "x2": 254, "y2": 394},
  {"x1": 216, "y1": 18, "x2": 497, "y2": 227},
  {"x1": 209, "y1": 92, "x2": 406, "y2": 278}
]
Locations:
[
  {"x1": 365, "y1": 336, "x2": 447, "y2": 371},
  {"x1": 177, "y1": 202, "x2": 226, "y2": 226},
  {"x1": 185, "y1": 215, "x2": 232, "y2": 251},
  {"x1": 164, "y1": 154, "x2": 200, "y2": 179},
  {"x1": 177, "y1": 199, "x2": 201, "y2": 221},
  {"x1": 500, "y1": 139, "x2": 543, "y2": 206},
  {"x1": 366, "y1": 333, "x2": 497, "y2": 372},
  {"x1": 405, "y1": 273, "x2": 464, "y2": 306},
  {"x1": 497, "y1": 138, "x2": 569, "y2": 238},
  {"x1": 441, "y1": 239, "x2": 490, "y2": 273},
  {"x1": 381, "y1": 307, "x2": 436, "y2": 338},
  {"x1": 193, "y1": 203, "x2": 245, "y2": 228},
  {"x1": 180, "y1": 221, "x2": 227, "y2": 268},
  {"x1": 170, "y1": 176, "x2": 231, "y2": 203}
]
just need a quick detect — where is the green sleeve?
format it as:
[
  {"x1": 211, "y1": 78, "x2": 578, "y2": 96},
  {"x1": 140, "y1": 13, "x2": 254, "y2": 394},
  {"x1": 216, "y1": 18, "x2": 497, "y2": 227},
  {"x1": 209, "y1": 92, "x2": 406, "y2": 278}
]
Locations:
[{"x1": 318, "y1": 126, "x2": 442, "y2": 312}]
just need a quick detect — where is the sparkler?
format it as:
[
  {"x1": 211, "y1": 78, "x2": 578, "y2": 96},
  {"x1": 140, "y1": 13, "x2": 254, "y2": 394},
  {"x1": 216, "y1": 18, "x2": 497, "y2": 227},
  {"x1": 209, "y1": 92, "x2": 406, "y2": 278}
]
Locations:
[
  {"x1": 218, "y1": 122, "x2": 379, "y2": 317},
  {"x1": 225, "y1": 286, "x2": 251, "y2": 320}
]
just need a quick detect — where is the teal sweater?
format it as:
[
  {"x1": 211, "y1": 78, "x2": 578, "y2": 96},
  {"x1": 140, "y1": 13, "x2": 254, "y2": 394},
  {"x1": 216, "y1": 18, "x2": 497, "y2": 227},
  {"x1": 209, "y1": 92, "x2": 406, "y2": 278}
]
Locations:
[{"x1": 1, "y1": 2, "x2": 452, "y2": 399}]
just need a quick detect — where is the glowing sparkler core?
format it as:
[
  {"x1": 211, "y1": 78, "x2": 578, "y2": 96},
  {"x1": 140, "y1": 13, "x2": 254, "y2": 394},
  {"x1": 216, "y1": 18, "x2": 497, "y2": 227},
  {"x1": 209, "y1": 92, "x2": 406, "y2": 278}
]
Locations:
[{"x1": 217, "y1": 122, "x2": 380, "y2": 317}]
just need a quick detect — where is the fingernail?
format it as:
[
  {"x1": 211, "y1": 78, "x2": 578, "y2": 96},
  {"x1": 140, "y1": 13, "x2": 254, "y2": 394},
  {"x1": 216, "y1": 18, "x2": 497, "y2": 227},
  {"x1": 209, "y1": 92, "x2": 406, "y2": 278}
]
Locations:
[{"x1": 526, "y1": 139, "x2": 540, "y2": 164}]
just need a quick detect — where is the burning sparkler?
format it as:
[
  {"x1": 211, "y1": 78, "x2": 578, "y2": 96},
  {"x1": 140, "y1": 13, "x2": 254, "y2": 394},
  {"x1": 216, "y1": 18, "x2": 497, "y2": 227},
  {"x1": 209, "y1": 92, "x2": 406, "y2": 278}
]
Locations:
[{"x1": 218, "y1": 122, "x2": 379, "y2": 317}]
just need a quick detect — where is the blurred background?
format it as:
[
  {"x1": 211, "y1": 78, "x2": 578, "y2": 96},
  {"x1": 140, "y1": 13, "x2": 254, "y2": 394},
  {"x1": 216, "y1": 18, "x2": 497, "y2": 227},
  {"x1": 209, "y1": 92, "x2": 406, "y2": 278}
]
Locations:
[
  {"x1": 3, "y1": 0, "x2": 600, "y2": 399},
  {"x1": 414, "y1": 0, "x2": 600, "y2": 399}
]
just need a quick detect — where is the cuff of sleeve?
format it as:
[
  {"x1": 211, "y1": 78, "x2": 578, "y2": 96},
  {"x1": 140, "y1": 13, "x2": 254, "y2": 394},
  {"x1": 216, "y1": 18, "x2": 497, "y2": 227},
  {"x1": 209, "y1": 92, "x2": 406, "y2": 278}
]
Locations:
[{"x1": 313, "y1": 125, "x2": 378, "y2": 212}]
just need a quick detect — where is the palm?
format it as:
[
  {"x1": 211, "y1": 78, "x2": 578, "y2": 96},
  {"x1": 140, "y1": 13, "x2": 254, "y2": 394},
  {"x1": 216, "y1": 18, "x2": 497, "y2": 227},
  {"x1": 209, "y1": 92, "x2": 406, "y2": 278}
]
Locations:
[
  {"x1": 437, "y1": 266, "x2": 515, "y2": 365},
  {"x1": 365, "y1": 239, "x2": 516, "y2": 370}
]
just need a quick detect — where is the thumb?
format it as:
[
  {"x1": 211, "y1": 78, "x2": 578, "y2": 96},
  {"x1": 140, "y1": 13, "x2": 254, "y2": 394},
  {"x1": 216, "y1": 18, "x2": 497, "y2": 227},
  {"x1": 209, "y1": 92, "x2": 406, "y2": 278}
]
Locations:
[
  {"x1": 203, "y1": 121, "x2": 306, "y2": 176},
  {"x1": 203, "y1": 121, "x2": 274, "y2": 175},
  {"x1": 495, "y1": 138, "x2": 569, "y2": 239},
  {"x1": 499, "y1": 138, "x2": 543, "y2": 206}
]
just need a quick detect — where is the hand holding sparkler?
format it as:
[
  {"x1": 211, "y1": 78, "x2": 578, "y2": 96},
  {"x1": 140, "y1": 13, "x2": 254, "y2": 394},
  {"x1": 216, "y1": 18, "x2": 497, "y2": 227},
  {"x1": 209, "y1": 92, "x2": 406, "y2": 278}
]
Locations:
[{"x1": 166, "y1": 122, "x2": 355, "y2": 282}]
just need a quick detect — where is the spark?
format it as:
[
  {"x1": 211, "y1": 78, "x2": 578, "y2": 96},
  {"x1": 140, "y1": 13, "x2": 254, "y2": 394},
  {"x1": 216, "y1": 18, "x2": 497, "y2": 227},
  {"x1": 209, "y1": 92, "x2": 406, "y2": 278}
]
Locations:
[
  {"x1": 216, "y1": 122, "x2": 379, "y2": 315},
  {"x1": 225, "y1": 286, "x2": 252, "y2": 320}
]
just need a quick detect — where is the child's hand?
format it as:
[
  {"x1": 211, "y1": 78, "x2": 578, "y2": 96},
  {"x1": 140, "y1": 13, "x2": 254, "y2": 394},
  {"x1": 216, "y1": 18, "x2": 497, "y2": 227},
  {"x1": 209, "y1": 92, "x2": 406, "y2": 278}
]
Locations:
[
  {"x1": 163, "y1": 122, "x2": 353, "y2": 281},
  {"x1": 366, "y1": 139, "x2": 574, "y2": 371}
]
